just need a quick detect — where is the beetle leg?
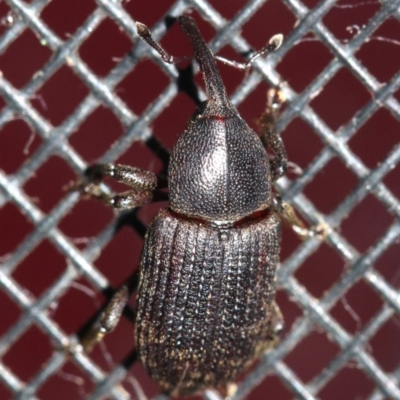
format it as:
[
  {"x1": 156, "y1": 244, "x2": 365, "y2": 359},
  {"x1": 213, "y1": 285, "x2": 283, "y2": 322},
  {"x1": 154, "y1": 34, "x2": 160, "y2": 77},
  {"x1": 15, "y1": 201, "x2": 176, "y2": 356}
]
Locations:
[
  {"x1": 257, "y1": 86, "x2": 288, "y2": 182},
  {"x1": 69, "y1": 163, "x2": 167, "y2": 210},
  {"x1": 77, "y1": 186, "x2": 158, "y2": 210},
  {"x1": 84, "y1": 163, "x2": 161, "y2": 191},
  {"x1": 80, "y1": 286, "x2": 129, "y2": 352},
  {"x1": 273, "y1": 195, "x2": 328, "y2": 240}
]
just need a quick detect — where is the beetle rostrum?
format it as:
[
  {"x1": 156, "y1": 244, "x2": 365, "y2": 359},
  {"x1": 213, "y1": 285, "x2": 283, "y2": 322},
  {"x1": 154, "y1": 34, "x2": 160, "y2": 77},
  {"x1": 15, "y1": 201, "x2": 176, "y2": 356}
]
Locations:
[{"x1": 74, "y1": 14, "x2": 324, "y2": 398}]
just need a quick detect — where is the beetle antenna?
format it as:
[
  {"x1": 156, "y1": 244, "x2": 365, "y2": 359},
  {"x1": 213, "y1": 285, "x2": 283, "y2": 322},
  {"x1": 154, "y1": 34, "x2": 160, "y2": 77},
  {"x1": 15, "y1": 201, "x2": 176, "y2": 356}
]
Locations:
[
  {"x1": 215, "y1": 34, "x2": 283, "y2": 71},
  {"x1": 247, "y1": 34, "x2": 283, "y2": 67},
  {"x1": 135, "y1": 22, "x2": 190, "y2": 64}
]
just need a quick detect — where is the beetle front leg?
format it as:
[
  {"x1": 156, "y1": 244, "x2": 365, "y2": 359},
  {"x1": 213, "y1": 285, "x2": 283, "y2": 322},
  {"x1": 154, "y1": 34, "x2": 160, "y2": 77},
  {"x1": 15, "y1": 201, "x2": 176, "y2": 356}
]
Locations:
[
  {"x1": 258, "y1": 86, "x2": 288, "y2": 182},
  {"x1": 71, "y1": 163, "x2": 167, "y2": 210}
]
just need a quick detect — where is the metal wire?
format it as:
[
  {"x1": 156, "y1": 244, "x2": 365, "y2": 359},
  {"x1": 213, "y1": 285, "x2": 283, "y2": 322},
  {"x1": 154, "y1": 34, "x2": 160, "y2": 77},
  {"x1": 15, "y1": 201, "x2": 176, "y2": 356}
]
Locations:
[{"x1": 0, "y1": 0, "x2": 399, "y2": 399}]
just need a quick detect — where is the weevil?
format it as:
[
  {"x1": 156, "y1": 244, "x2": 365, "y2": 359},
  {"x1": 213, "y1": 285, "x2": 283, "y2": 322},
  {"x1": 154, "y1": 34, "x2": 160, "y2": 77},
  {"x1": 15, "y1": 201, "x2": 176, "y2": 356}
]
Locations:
[{"x1": 73, "y1": 15, "x2": 324, "y2": 397}]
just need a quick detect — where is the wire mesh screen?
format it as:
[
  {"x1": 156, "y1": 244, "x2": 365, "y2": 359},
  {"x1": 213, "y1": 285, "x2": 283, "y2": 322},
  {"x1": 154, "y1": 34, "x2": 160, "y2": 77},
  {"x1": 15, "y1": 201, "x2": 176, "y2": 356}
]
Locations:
[{"x1": 0, "y1": 0, "x2": 400, "y2": 399}]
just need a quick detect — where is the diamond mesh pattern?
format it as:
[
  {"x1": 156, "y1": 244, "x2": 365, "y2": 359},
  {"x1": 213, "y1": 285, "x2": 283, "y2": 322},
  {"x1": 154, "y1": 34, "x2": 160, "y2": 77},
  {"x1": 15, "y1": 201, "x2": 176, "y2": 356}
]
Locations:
[{"x1": 0, "y1": 0, "x2": 400, "y2": 399}]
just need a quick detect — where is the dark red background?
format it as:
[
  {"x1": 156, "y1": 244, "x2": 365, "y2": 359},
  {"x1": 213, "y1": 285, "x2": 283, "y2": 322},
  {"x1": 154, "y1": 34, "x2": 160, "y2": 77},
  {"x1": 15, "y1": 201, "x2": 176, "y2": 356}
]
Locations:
[{"x1": 1, "y1": 0, "x2": 400, "y2": 399}]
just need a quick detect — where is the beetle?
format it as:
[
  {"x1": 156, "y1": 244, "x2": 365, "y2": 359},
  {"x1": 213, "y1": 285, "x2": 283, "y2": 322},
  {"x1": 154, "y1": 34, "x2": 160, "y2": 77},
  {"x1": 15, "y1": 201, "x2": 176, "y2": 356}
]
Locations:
[{"x1": 73, "y1": 15, "x2": 324, "y2": 397}]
